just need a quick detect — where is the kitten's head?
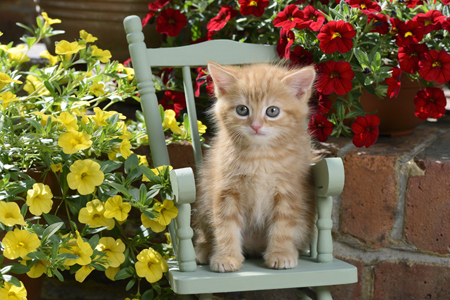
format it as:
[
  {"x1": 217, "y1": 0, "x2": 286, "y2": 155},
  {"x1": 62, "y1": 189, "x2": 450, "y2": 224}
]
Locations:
[{"x1": 208, "y1": 62, "x2": 316, "y2": 146}]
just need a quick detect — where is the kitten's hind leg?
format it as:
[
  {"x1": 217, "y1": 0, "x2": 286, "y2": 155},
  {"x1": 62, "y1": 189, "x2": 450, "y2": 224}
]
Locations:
[{"x1": 194, "y1": 241, "x2": 212, "y2": 265}]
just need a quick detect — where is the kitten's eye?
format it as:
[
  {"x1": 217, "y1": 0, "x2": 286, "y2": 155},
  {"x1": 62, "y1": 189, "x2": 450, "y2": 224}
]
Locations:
[
  {"x1": 236, "y1": 105, "x2": 249, "y2": 116},
  {"x1": 266, "y1": 106, "x2": 280, "y2": 118}
]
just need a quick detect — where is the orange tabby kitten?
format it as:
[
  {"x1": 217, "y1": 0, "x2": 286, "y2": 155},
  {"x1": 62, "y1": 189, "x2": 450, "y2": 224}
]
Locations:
[{"x1": 193, "y1": 62, "x2": 316, "y2": 273}]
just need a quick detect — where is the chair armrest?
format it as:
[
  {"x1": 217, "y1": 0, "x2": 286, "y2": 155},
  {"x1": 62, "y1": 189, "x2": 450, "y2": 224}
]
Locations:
[
  {"x1": 169, "y1": 168, "x2": 197, "y2": 272},
  {"x1": 312, "y1": 158, "x2": 345, "y2": 263}
]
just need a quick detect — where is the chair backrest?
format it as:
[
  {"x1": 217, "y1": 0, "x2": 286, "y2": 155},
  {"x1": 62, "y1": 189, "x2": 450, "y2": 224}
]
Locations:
[{"x1": 123, "y1": 15, "x2": 278, "y2": 172}]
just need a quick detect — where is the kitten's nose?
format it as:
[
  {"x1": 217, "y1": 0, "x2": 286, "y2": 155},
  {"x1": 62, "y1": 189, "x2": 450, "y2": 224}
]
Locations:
[{"x1": 251, "y1": 124, "x2": 262, "y2": 133}]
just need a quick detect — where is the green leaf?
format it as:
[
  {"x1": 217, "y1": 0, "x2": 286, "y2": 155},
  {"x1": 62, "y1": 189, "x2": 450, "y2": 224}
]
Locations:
[
  {"x1": 16, "y1": 22, "x2": 35, "y2": 34},
  {"x1": 42, "y1": 222, "x2": 64, "y2": 244},
  {"x1": 51, "y1": 240, "x2": 59, "y2": 260},
  {"x1": 371, "y1": 52, "x2": 382, "y2": 72},
  {"x1": 3, "y1": 275, "x2": 21, "y2": 287},
  {"x1": 26, "y1": 118, "x2": 45, "y2": 135},
  {"x1": 354, "y1": 49, "x2": 370, "y2": 68},
  {"x1": 125, "y1": 165, "x2": 143, "y2": 185},
  {"x1": 124, "y1": 153, "x2": 139, "y2": 174},
  {"x1": 27, "y1": 251, "x2": 47, "y2": 260},
  {"x1": 125, "y1": 278, "x2": 136, "y2": 291},
  {"x1": 9, "y1": 263, "x2": 30, "y2": 275},
  {"x1": 143, "y1": 209, "x2": 157, "y2": 220},
  {"x1": 88, "y1": 234, "x2": 100, "y2": 250},
  {"x1": 140, "y1": 165, "x2": 161, "y2": 184},
  {"x1": 42, "y1": 213, "x2": 65, "y2": 227},
  {"x1": 139, "y1": 184, "x2": 147, "y2": 204},
  {"x1": 100, "y1": 160, "x2": 123, "y2": 173},
  {"x1": 106, "y1": 182, "x2": 130, "y2": 197},
  {"x1": 44, "y1": 81, "x2": 57, "y2": 99},
  {"x1": 20, "y1": 203, "x2": 28, "y2": 218},
  {"x1": 141, "y1": 289, "x2": 155, "y2": 300},
  {"x1": 57, "y1": 253, "x2": 79, "y2": 260},
  {"x1": 53, "y1": 268, "x2": 65, "y2": 282},
  {"x1": 114, "y1": 268, "x2": 133, "y2": 280}
]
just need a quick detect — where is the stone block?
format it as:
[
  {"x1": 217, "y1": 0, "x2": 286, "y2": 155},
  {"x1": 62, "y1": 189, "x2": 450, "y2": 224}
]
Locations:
[{"x1": 373, "y1": 261, "x2": 450, "y2": 300}]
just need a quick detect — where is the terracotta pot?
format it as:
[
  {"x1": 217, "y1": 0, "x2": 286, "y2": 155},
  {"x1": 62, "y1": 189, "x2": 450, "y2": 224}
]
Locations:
[
  {"x1": 330, "y1": 77, "x2": 444, "y2": 137},
  {"x1": 35, "y1": 0, "x2": 162, "y2": 62}
]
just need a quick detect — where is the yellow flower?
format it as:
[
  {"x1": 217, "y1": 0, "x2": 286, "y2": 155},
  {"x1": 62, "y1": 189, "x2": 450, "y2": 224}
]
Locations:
[
  {"x1": 0, "y1": 201, "x2": 26, "y2": 226},
  {"x1": 96, "y1": 237, "x2": 125, "y2": 268},
  {"x1": 117, "y1": 121, "x2": 132, "y2": 140},
  {"x1": 2, "y1": 228, "x2": 41, "y2": 260},
  {"x1": 163, "y1": 109, "x2": 182, "y2": 134},
  {"x1": 135, "y1": 248, "x2": 168, "y2": 283},
  {"x1": 124, "y1": 67, "x2": 135, "y2": 81},
  {"x1": 89, "y1": 81, "x2": 106, "y2": 97},
  {"x1": 104, "y1": 195, "x2": 131, "y2": 222},
  {"x1": 26, "y1": 183, "x2": 53, "y2": 216},
  {"x1": 40, "y1": 50, "x2": 60, "y2": 66},
  {"x1": 50, "y1": 163, "x2": 62, "y2": 173},
  {"x1": 23, "y1": 74, "x2": 49, "y2": 96},
  {"x1": 7, "y1": 45, "x2": 30, "y2": 63},
  {"x1": 60, "y1": 232, "x2": 93, "y2": 266},
  {"x1": 141, "y1": 199, "x2": 178, "y2": 233},
  {"x1": 80, "y1": 30, "x2": 98, "y2": 43},
  {"x1": 67, "y1": 159, "x2": 104, "y2": 195},
  {"x1": 119, "y1": 139, "x2": 132, "y2": 159},
  {"x1": 91, "y1": 45, "x2": 112, "y2": 63},
  {"x1": 78, "y1": 199, "x2": 114, "y2": 229},
  {"x1": 138, "y1": 155, "x2": 149, "y2": 166},
  {"x1": 21, "y1": 259, "x2": 47, "y2": 278},
  {"x1": 0, "y1": 281, "x2": 27, "y2": 300},
  {"x1": 197, "y1": 120, "x2": 207, "y2": 134},
  {"x1": 75, "y1": 265, "x2": 94, "y2": 283},
  {"x1": 105, "y1": 266, "x2": 120, "y2": 281},
  {"x1": 151, "y1": 165, "x2": 173, "y2": 176},
  {"x1": 41, "y1": 12, "x2": 61, "y2": 29},
  {"x1": 0, "y1": 91, "x2": 18, "y2": 111},
  {"x1": 31, "y1": 111, "x2": 56, "y2": 126},
  {"x1": 0, "y1": 31, "x2": 2, "y2": 36},
  {"x1": 55, "y1": 40, "x2": 85, "y2": 60},
  {"x1": 56, "y1": 111, "x2": 79, "y2": 131},
  {"x1": 165, "y1": 232, "x2": 172, "y2": 247},
  {"x1": 58, "y1": 130, "x2": 92, "y2": 154},
  {"x1": 0, "y1": 72, "x2": 22, "y2": 90}
]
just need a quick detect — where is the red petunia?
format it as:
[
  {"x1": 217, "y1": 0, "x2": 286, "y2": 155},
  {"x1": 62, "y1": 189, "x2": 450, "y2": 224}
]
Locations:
[
  {"x1": 385, "y1": 67, "x2": 402, "y2": 98},
  {"x1": 351, "y1": 115, "x2": 380, "y2": 148},
  {"x1": 309, "y1": 92, "x2": 332, "y2": 114},
  {"x1": 412, "y1": 10, "x2": 446, "y2": 35},
  {"x1": 316, "y1": 60, "x2": 355, "y2": 95},
  {"x1": 301, "y1": 5, "x2": 326, "y2": 31},
  {"x1": 239, "y1": 0, "x2": 269, "y2": 18},
  {"x1": 419, "y1": 50, "x2": 450, "y2": 84},
  {"x1": 207, "y1": 5, "x2": 238, "y2": 32},
  {"x1": 289, "y1": 46, "x2": 313, "y2": 67},
  {"x1": 405, "y1": 0, "x2": 425, "y2": 8},
  {"x1": 394, "y1": 20, "x2": 424, "y2": 47},
  {"x1": 143, "y1": 0, "x2": 170, "y2": 27},
  {"x1": 276, "y1": 29, "x2": 295, "y2": 59},
  {"x1": 414, "y1": 87, "x2": 447, "y2": 119},
  {"x1": 443, "y1": 17, "x2": 450, "y2": 32},
  {"x1": 366, "y1": 13, "x2": 389, "y2": 35},
  {"x1": 317, "y1": 20, "x2": 356, "y2": 54},
  {"x1": 159, "y1": 90, "x2": 186, "y2": 117},
  {"x1": 156, "y1": 8, "x2": 187, "y2": 37},
  {"x1": 308, "y1": 113, "x2": 334, "y2": 142},
  {"x1": 347, "y1": 0, "x2": 381, "y2": 13},
  {"x1": 398, "y1": 43, "x2": 429, "y2": 74},
  {"x1": 273, "y1": 4, "x2": 307, "y2": 31}
]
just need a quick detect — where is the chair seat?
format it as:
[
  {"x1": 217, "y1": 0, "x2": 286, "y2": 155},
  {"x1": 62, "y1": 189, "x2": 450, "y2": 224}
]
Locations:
[{"x1": 167, "y1": 257, "x2": 357, "y2": 295}]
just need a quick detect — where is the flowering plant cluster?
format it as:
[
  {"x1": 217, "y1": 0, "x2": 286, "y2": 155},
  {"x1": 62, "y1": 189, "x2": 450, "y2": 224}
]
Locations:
[
  {"x1": 0, "y1": 14, "x2": 202, "y2": 300},
  {"x1": 143, "y1": 0, "x2": 449, "y2": 148}
]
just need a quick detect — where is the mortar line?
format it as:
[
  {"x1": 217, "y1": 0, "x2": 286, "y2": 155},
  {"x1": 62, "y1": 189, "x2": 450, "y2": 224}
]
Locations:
[{"x1": 399, "y1": 130, "x2": 447, "y2": 164}]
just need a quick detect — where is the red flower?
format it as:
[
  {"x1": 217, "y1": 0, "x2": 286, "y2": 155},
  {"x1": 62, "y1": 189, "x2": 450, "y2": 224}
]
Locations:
[
  {"x1": 385, "y1": 67, "x2": 402, "y2": 98},
  {"x1": 156, "y1": 8, "x2": 187, "y2": 37},
  {"x1": 300, "y1": 5, "x2": 326, "y2": 31},
  {"x1": 347, "y1": 0, "x2": 381, "y2": 13},
  {"x1": 412, "y1": 10, "x2": 446, "y2": 35},
  {"x1": 398, "y1": 43, "x2": 429, "y2": 74},
  {"x1": 405, "y1": 0, "x2": 425, "y2": 8},
  {"x1": 351, "y1": 115, "x2": 380, "y2": 148},
  {"x1": 159, "y1": 90, "x2": 186, "y2": 117},
  {"x1": 142, "y1": 11, "x2": 155, "y2": 27},
  {"x1": 289, "y1": 46, "x2": 313, "y2": 67},
  {"x1": 419, "y1": 50, "x2": 450, "y2": 84},
  {"x1": 276, "y1": 29, "x2": 295, "y2": 59},
  {"x1": 273, "y1": 4, "x2": 307, "y2": 31},
  {"x1": 308, "y1": 114, "x2": 334, "y2": 142},
  {"x1": 366, "y1": 13, "x2": 389, "y2": 35},
  {"x1": 395, "y1": 20, "x2": 424, "y2": 47},
  {"x1": 207, "y1": 5, "x2": 238, "y2": 32},
  {"x1": 142, "y1": 0, "x2": 170, "y2": 27},
  {"x1": 239, "y1": 0, "x2": 269, "y2": 18},
  {"x1": 316, "y1": 61, "x2": 355, "y2": 95},
  {"x1": 309, "y1": 92, "x2": 332, "y2": 114},
  {"x1": 194, "y1": 68, "x2": 215, "y2": 98},
  {"x1": 443, "y1": 17, "x2": 450, "y2": 32},
  {"x1": 414, "y1": 87, "x2": 447, "y2": 119},
  {"x1": 317, "y1": 20, "x2": 356, "y2": 54}
]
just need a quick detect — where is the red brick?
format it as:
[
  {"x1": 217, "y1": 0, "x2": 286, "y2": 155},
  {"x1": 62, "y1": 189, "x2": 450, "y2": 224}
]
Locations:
[
  {"x1": 373, "y1": 261, "x2": 450, "y2": 300},
  {"x1": 406, "y1": 159, "x2": 450, "y2": 254},
  {"x1": 329, "y1": 256, "x2": 363, "y2": 300}
]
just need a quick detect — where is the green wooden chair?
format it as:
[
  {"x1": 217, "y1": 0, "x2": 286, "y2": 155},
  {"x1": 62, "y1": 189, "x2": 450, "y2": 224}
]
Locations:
[{"x1": 124, "y1": 15, "x2": 357, "y2": 300}]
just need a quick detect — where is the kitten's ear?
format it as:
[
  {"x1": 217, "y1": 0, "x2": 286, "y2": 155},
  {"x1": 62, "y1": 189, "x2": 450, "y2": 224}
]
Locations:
[
  {"x1": 282, "y1": 66, "x2": 316, "y2": 101},
  {"x1": 208, "y1": 62, "x2": 238, "y2": 96}
]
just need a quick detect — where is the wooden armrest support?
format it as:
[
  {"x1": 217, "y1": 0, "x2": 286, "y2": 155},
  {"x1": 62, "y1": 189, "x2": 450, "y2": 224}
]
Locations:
[
  {"x1": 312, "y1": 158, "x2": 345, "y2": 263},
  {"x1": 169, "y1": 168, "x2": 197, "y2": 272}
]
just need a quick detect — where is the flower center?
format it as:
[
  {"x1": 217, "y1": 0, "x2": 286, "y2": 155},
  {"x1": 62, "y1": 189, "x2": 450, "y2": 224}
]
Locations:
[
  {"x1": 410, "y1": 52, "x2": 418, "y2": 57},
  {"x1": 331, "y1": 32, "x2": 342, "y2": 39},
  {"x1": 147, "y1": 262, "x2": 153, "y2": 268},
  {"x1": 71, "y1": 138, "x2": 81, "y2": 147},
  {"x1": 8, "y1": 292, "x2": 17, "y2": 296},
  {"x1": 428, "y1": 98, "x2": 435, "y2": 103},
  {"x1": 404, "y1": 31, "x2": 413, "y2": 38},
  {"x1": 432, "y1": 61, "x2": 442, "y2": 68},
  {"x1": 425, "y1": 20, "x2": 432, "y2": 26},
  {"x1": 360, "y1": 4, "x2": 367, "y2": 8},
  {"x1": 311, "y1": 16, "x2": 317, "y2": 21},
  {"x1": 249, "y1": 1, "x2": 258, "y2": 6},
  {"x1": 366, "y1": 127, "x2": 371, "y2": 131},
  {"x1": 81, "y1": 172, "x2": 88, "y2": 179},
  {"x1": 92, "y1": 214, "x2": 101, "y2": 219},
  {"x1": 168, "y1": 19, "x2": 176, "y2": 24},
  {"x1": 330, "y1": 72, "x2": 339, "y2": 78},
  {"x1": 4, "y1": 212, "x2": 13, "y2": 218},
  {"x1": 18, "y1": 241, "x2": 25, "y2": 247}
]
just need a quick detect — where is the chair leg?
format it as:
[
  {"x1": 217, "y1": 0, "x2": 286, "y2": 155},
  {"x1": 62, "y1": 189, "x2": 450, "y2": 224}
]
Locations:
[
  {"x1": 179, "y1": 295, "x2": 197, "y2": 300},
  {"x1": 316, "y1": 286, "x2": 332, "y2": 300},
  {"x1": 198, "y1": 293, "x2": 213, "y2": 300},
  {"x1": 298, "y1": 288, "x2": 313, "y2": 300}
]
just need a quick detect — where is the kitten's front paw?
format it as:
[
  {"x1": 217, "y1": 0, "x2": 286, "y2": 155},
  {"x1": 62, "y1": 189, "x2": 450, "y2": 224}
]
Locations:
[
  {"x1": 194, "y1": 243, "x2": 212, "y2": 265},
  {"x1": 209, "y1": 255, "x2": 243, "y2": 273},
  {"x1": 264, "y1": 251, "x2": 298, "y2": 269}
]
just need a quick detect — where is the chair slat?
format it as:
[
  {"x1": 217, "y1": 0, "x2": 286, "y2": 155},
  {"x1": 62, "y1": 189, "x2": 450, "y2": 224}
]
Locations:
[{"x1": 146, "y1": 40, "x2": 278, "y2": 67}]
